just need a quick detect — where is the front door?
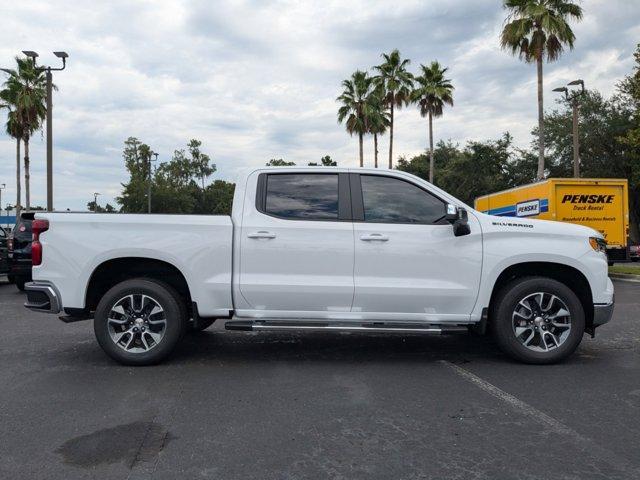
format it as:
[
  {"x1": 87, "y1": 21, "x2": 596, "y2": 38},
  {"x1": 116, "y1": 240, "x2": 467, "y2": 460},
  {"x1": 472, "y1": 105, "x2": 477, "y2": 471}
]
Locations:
[
  {"x1": 351, "y1": 173, "x2": 482, "y2": 322},
  {"x1": 238, "y1": 172, "x2": 354, "y2": 317}
]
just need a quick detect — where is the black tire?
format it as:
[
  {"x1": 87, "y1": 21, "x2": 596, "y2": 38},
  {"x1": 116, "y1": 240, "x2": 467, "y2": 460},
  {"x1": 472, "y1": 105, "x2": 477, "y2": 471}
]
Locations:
[
  {"x1": 94, "y1": 278, "x2": 187, "y2": 366},
  {"x1": 631, "y1": 258, "x2": 638, "y2": 262},
  {"x1": 15, "y1": 278, "x2": 26, "y2": 291},
  {"x1": 7, "y1": 274, "x2": 15, "y2": 284},
  {"x1": 188, "y1": 318, "x2": 216, "y2": 333},
  {"x1": 491, "y1": 276, "x2": 585, "y2": 364}
]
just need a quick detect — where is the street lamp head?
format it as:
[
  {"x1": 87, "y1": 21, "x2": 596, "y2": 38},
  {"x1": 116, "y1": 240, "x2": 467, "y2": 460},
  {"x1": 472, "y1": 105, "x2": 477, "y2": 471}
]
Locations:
[
  {"x1": 552, "y1": 87, "x2": 568, "y2": 93},
  {"x1": 568, "y1": 79, "x2": 583, "y2": 87},
  {"x1": 22, "y1": 50, "x2": 39, "y2": 59},
  {"x1": 0, "y1": 68, "x2": 12, "y2": 74},
  {"x1": 53, "y1": 51, "x2": 68, "y2": 59}
]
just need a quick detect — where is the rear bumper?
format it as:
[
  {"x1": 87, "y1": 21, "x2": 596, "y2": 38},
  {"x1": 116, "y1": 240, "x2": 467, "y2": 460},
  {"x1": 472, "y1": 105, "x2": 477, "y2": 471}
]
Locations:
[
  {"x1": 9, "y1": 259, "x2": 32, "y2": 277},
  {"x1": 593, "y1": 296, "x2": 614, "y2": 327},
  {"x1": 24, "y1": 282, "x2": 61, "y2": 314}
]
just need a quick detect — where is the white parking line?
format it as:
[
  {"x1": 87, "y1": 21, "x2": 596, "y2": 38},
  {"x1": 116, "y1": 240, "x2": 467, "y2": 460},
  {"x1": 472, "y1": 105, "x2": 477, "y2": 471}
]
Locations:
[
  {"x1": 440, "y1": 360, "x2": 640, "y2": 476},
  {"x1": 441, "y1": 360, "x2": 578, "y2": 437}
]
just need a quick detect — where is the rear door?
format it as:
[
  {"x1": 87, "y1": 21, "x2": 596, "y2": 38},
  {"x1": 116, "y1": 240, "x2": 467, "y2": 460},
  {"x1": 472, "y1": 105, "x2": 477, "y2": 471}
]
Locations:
[
  {"x1": 351, "y1": 173, "x2": 482, "y2": 322},
  {"x1": 555, "y1": 184, "x2": 625, "y2": 247},
  {"x1": 238, "y1": 172, "x2": 354, "y2": 316}
]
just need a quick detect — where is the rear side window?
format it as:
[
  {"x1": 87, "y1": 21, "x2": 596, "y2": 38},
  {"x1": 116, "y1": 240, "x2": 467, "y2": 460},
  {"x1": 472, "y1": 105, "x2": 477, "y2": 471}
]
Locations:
[
  {"x1": 360, "y1": 175, "x2": 446, "y2": 224},
  {"x1": 265, "y1": 174, "x2": 339, "y2": 220}
]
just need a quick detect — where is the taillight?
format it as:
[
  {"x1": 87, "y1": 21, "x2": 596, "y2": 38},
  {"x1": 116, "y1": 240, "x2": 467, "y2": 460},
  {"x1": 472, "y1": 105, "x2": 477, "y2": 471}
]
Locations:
[
  {"x1": 31, "y1": 219, "x2": 49, "y2": 266},
  {"x1": 7, "y1": 235, "x2": 13, "y2": 251}
]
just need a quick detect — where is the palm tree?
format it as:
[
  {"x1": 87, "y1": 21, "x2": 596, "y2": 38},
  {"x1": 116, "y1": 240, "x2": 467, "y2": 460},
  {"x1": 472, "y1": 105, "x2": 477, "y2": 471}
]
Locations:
[
  {"x1": 373, "y1": 49, "x2": 413, "y2": 168},
  {"x1": 411, "y1": 61, "x2": 454, "y2": 183},
  {"x1": 1, "y1": 57, "x2": 48, "y2": 209},
  {"x1": 337, "y1": 70, "x2": 374, "y2": 167},
  {"x1": 6, "y1": 111, "x2": 23, "y2": 213},
  {"x1": 501, "y1": 0, "x2": 583, "y2": 180},
  {"x1": 366, "y1": 86, "x2": 390, "y2": 169}
]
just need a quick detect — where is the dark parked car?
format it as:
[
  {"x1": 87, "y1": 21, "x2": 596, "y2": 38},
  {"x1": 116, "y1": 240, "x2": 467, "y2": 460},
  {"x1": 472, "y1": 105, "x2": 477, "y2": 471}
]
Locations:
[
  {"x1": 8, "y1": 216, "x2": 33, "y2": 291},
  {"x1": 0, "y1": 226, "x2": 8, "y2": 275}
]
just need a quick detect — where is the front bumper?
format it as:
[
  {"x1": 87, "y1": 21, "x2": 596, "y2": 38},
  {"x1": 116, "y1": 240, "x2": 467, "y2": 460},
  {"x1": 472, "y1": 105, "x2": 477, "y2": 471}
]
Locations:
[
  {"x1": 24, "y1": 282, "x2": 61, "y2": 314},
  {"x1": 593, "y1": 296, "x2": 614, "y2": 327}
]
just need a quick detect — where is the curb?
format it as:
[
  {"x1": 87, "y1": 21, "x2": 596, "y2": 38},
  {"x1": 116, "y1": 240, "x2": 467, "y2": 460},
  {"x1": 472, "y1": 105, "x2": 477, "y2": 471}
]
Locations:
[{"x1": 609, "y1": 273, "x2": 640, "y2": 283}]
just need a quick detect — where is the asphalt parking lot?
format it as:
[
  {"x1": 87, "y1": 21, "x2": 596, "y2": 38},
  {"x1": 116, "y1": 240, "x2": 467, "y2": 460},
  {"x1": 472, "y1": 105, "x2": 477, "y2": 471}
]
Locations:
[{"x1": 1, "y1": 277, "x2": 639, "y2": 480}]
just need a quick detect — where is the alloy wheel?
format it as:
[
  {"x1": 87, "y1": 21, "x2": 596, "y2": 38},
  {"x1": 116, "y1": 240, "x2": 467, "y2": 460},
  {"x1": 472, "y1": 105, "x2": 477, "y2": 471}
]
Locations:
[{"x1": 512, "y1": 292, "x2": 572, "y2": 352}]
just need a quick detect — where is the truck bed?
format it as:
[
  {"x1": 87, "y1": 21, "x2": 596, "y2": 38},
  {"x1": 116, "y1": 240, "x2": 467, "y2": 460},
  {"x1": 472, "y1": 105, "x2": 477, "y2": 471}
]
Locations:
[{"x1": 33, "y1": 213, "x2": 234, "y2": 317}]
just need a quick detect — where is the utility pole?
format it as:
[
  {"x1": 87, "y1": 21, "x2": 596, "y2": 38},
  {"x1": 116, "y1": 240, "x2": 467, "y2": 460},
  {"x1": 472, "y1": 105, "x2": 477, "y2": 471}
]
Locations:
[
  {"x1": 21, "y1": 51, "x2": 68, "y2": 211},
  {"x1": 93, "y1": 192, "x2": 101, "y2": 212},
  {"x1": 0, "y1": 184, "x2": 5, "y2": 222},
  {"x1": 553, "y1": 79, "x2": 585, "y2": 178}
]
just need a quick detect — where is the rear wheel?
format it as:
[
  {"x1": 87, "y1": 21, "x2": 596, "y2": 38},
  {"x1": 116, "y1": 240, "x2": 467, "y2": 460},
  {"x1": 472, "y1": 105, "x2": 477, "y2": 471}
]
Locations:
[
  {"x1": 94, "y1": 278, "x2": 187, "y2": 365},
  {"x1": 491, "y1": 276, "x2": 585, "y2": 364},
  {"x1": 15, "y1": 278, "x2": 26, "y2": 291}
]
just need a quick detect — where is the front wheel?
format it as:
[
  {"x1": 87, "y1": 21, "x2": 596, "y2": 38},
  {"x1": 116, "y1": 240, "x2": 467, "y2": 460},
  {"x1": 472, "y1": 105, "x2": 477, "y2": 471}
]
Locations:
[
  {"x1": 94, "y1": 278, "x2": 187, "y2": 366},
  {"x1": 491, "y1": 277, "x2": 585, "y2": 364}
]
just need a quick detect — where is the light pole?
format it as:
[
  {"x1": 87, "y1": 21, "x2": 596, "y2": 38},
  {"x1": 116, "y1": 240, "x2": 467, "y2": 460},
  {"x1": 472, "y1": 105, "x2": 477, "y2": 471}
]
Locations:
[
  {"x1": 22, "y1": 50, "x2": 68, "y2": 211},
  {"x1": 0, "y1": 184, "x2": 5, "y2": 224},
  {"x1": 93, "y1": 192, "x2": 101, "y2": 212},
  {"x1": 148, "y1": 152, "x2": 158, "y2": 214},
  {"x1": 553, "y1": 79, "x2": 585, "y2": 178}
]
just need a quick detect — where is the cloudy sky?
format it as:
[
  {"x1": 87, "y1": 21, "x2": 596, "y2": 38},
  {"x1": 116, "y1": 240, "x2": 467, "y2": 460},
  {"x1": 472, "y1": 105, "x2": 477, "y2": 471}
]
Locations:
[{"x1": 1, "y1": 0, "x2": 638, "y2": 210}]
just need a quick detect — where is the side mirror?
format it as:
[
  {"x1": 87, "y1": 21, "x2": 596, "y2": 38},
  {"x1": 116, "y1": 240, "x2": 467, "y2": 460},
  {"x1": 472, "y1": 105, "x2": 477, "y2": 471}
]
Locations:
[{"x1": 445, "y1": 204, "x2": 471, "y2": 237}]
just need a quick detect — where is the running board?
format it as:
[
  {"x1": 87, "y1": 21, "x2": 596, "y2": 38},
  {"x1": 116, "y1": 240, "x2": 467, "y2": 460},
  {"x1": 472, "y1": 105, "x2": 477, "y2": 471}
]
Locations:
[{"x1": 225, "y1": 320, "x2": 469, "y2": 335}]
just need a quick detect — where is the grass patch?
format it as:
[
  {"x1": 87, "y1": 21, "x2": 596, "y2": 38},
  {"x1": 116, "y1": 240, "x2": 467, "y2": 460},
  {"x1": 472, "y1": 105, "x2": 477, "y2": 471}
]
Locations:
[{"x1": 609, "y1": 265, "x2": 640, "y2": 275}]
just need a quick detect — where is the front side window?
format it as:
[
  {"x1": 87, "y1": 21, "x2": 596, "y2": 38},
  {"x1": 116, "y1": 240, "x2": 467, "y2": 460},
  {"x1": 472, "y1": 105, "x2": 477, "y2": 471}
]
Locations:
[
  {"x1": 265, "y1": 174, "x2": 339, "y2": 220},
  {"x1": 361, "y1": 175, "x2": 446, "y2": 224}
]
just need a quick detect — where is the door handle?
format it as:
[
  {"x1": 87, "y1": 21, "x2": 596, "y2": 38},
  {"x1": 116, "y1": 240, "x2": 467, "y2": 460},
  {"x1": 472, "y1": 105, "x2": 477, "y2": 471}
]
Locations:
[
  {"x1": 360, "y1": 233, "x2": 389, "y2": 242},
  {"x1": 247, "y1": 231, "x2": 276, "y2": 239}
]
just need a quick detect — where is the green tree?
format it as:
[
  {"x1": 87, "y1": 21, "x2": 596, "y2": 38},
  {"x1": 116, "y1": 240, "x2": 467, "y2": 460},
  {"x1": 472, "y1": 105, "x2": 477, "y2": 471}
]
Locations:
[
  {"x1": 308, "y1": 155, "x2": 337, "y2": 166},
  {"x1": 266, "y1": 158, "x2": 296, "y2": 166},
  {"x1": 203, "y1": 180, "x2": 236, "y2": 215},
  {"x1": 397, "y1": 135, "x2": 532, "y2": 206},
  {"x1": 187, "y1": 139, "x2": 215, "y2": 202},
  {"x1": 0, "y1": 57, "x2": 50, "y2": 209},
  {"x1": 2, "y1": 110, "x2": 23, "y2": 213},
  {"x1": 117, "y1": 137, "x2": 155, "y2": 212},
  {"x1": 87, "y1": 201, "x2": 116, "y2": 213},
  {"x1": 501, "y1": 0, "x2": 583, "y2": 180},
  {"x1": 540, "y1": 90, "x2": 639, "y2": 241},
  {"x1": 373, "y1": 49, "x2": 413, "y2": 168},
  {"x1": 411, "y1": 61, "x2": 454, "y2": 183},
  {"x1": 367, "y1": 84, "x2": 391, "y2": 168},
  {"x1": 337, "y1": 70, "x2": 374, "y2": 167}
]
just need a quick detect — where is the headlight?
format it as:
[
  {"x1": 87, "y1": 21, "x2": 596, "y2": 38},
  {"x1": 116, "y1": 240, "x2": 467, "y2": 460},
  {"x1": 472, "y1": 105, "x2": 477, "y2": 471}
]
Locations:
[{"x1": 589, "y1": 236, "x2": 607, "y2": 254}]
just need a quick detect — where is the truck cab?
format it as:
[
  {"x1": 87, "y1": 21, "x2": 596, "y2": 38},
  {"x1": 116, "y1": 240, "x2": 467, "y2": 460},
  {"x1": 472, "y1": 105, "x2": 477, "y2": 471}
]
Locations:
[{"x1": 24, "y1": 167, "x2": 614, "y2": 366}]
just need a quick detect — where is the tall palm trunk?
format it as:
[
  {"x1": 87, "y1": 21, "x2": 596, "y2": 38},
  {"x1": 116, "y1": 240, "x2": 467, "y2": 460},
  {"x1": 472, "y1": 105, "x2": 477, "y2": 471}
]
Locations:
[
  {"x1": 374, "y1": 133, "x2": 379, "y2": 168},
  {"x1": 16, "y1": 138, "x2": 22, "y2": 214},
  {"x1": 428, "y1": 112, "x2": 434, "y2": 183},
  {"x1": 388, "y1": 103, "x2": 394, "y2": 169},
  {"x1": 23, "y1": 134, "x2": 30, "y2": 210},
  {"x1": 536, "y1": 55, "x2": 545, "y2": 180},
  {"x1": 358, "y1": 132, "x2": 364, "y2": 167}
]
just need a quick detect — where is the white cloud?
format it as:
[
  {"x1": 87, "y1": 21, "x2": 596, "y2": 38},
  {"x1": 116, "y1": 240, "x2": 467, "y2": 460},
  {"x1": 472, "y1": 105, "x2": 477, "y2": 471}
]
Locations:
[{"x1": 0, "y1": 0, "x2": 637, "y2": 210}]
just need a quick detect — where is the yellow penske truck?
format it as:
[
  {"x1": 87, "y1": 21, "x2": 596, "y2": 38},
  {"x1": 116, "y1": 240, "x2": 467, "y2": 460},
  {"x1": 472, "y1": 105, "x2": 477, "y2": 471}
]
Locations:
[{"x1": 475, "y1": 178, "x2": 630, "y2": 263}]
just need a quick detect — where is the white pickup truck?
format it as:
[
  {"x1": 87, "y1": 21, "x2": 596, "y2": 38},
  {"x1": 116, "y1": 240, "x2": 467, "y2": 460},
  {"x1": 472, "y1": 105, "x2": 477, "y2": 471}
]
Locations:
[{"x1": 25, "y1": 167, "x2": 614, "y2": 365}]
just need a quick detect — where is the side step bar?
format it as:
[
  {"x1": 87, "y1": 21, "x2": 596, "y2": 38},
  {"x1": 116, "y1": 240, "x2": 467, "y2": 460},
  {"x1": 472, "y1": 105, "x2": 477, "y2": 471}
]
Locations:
[{"x1": 225, "y1": 320, "x2": 469, "y2": 335}]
